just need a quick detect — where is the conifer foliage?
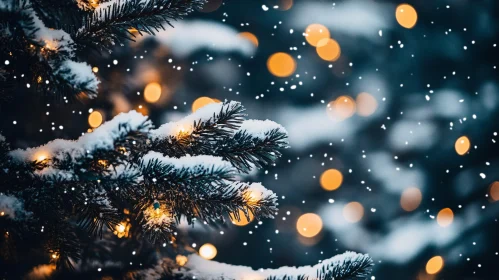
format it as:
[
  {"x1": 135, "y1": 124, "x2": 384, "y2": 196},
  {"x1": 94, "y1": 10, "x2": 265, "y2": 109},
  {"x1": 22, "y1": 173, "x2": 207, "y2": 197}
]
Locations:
[{"x1": 0, "y1": 0, "x2": 205, "y2": 98}]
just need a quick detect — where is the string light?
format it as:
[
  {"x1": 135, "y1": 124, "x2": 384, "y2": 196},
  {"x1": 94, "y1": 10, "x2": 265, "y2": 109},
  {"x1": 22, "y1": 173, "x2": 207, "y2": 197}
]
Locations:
[
  {"x1": 199, "y1": 243, "x2": 217, "y2": 260},
  {"x1": 88, "y1": 111, "x2": 103, "y2": 128},
  {"x1": 176, "y1": 255, "x2": 188, "y2": 266}
]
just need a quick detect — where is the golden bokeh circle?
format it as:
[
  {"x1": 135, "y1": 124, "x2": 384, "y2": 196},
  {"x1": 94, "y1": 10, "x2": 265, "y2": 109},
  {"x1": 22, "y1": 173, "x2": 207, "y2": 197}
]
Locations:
[
  {"x1": 267, "y1": 52, "x2": 296, "y2": 77},
  {"x1": 316, "y1": 38, "x2": 341, "y2": 62},
  {"x1": 296, "y1": 213, "x2": 323, "y2": 238},
  {"x1": 426, "y1": 256, "x2": 444, "y2": 275},
  {"x1": 88, "y1": 111, "x2": 103, "y2": 128},
  {"x1": 320, "y1": 169, "x2": 343, "y2": 191},
  {"x1": 192, "y1": 97, "x2": 217, "y2": 112},
  {"x1": 396, "y1": 4, "x2": 418, "y2": 29},
  {"x1": 305, "y1": 24, "x2": 330, "y2": 47},
  {"x1": 455, "y1": 136, "x2": 471, "y2": 155},
  {"x1": 144, "y1": 82, "x2": 162, "y2": 103},
  {"x1": 199, "y1": 243, "x2": 217, "y2": 260}
]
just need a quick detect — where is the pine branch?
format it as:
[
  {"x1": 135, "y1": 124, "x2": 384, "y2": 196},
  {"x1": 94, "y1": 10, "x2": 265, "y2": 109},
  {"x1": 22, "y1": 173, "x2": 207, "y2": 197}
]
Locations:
[
  {"x1": 75, "y1": 0, "x2": 206, "y2": 52},
  {"x1": 0, "y1": 101, "x2": 288, "y2": 274},
  {"x1": 148, "y1": 252, "x2": 373, "y2": 280}
]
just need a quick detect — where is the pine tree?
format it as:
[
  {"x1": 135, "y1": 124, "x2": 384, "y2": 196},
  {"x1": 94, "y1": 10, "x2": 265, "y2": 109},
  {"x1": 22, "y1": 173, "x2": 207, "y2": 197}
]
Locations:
[
  {"x1": 0, "y1": 0, "x2": 205, "y2": 99},
  {"x1": 1, "y1": 0, "x2": 374, "y2": 279}
]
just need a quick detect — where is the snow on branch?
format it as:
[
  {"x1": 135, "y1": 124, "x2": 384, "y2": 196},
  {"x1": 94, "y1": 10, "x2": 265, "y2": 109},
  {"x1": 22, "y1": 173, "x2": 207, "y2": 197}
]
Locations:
[
  {"x1": 238, "y1": 120, "x2": 287, "y2": 139},
  {"x1": 0, "y1": 194, "x2": 31, "y2": 220},
  {"x1": 9, "y1": 110, "x2": 151, "y2": 163},
  {"x1": 141, "y1": 19, "x2": 257, "y2": 58},
  {"x1": 139, "y1": 251, "x2": 372, "y2": 280},
  {"x1": 150, "y1": 100, "x2": 245, "y2": 140},
  {"x1": 55, "y1": 60, "x2": 100, "y2": 94},
  {"x1": 142, "y1": 151, "x2": 233, "y2": 173}
]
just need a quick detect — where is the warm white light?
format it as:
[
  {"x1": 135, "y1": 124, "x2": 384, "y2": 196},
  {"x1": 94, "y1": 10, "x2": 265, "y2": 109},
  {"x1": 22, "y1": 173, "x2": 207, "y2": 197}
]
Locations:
[{"x1": 199, "y1": 243, "x2": 217, "y2": 260}]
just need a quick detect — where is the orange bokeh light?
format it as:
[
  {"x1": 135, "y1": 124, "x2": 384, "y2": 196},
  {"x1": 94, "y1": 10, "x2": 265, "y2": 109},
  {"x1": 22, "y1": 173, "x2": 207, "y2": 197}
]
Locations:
[
  {"x1": 144, "y1": 82, "x2": 162, "y2": 103},
  {"x1": 426, "y1": 256, "x2": 444, "y2": 275},
  {"x1": 192, "y1": 97, "x2": 217, "y2": 112},
  {"x1": 396, "y1": 4, "x2": 418, "y2": 29},
  {"x1": 436, "y1": 208, "x2": 454, "y2": 227},
  {"x1": 296, "y1": 213, "x2": 323, "y2": 238},
  {"x1": 316, "y1": 38, "x2": 341, "y2": 62},
  {"x1": 455, "y1": 136, "x2": 470, "y2": 155},
  {"x1": 327, "y1": 95, "x2": 356, "y2": 121},
  {"x1": 239, "y1": 32, "x2": 259, "y2": 47},
  {"x1": 305, "y1": 24, "x2": 330, "y2": 47},
  {"x1": 320, "y1": 169, "x2": 343, "y2": 191},
  {"x1": 267, "y1": 52, "x2": 296, "y2": 77},
  {"x1": 88, "y1": 111, "x2": 103, "y2": 128},
  {"x1": 400, "y1": 187, "x2": 422, "y2": 212},
  {"x1": 230, "y1": 209, "x2": 254, "y2": 226}
]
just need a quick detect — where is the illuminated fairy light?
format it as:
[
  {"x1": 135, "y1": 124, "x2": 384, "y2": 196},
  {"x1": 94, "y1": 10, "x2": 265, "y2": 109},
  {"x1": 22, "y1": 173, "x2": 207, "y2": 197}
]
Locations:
[
  {"x1": 396, "y1": 4, "x2": 418, "y2": 29},
  {"x1": 296, "y1": 213, "x2": 322, "y2": 238},
  {"x1": 239, "y1": 32, "x2": 259, "y2": 47},
  {"x1": 92, "y1": 67, "x2": 99, "y2": 73},
  {"x1": 117, "y1": 224, "x2": 126, "y2": 233},
  {"x1": 176, "y1": 255, "x2": 188, "y2": 266},
  {"x1": 144, "y1": 82, "x2": 162, "y2": 103},
  {"x1": 454, "y1": 136, "x2": 470, "y2": 155},
  {"x1": 88, "y1": 111, "x2": 103, "y2": 128},
  {"x1": 305, "y1": 24, "x2": 330, "y2": 47},
  {"x1": 267, "y1": 52, "x2": 296, "y2": 77},
  {"x1": 316, "y1": 38, "x2": 341, "y2": 61},
  {"x1": 436, "y1": 208, "x2": 454, "y2": 227},
  {"x1": 230, "y1": 209, "x2": 254, "y2": 226},
  {"x1": 34, "y1": 151, "x2": 49, "y2": 162},
  {"x1": 343, "y1": 202, "x2": 364, "y2": 223},
  {"x1": 199, "y1": 243, "x2": 217, "y2": 260},
  {"x1": 192, "y1": 97, "x2": 217, "y2": 112},
  {"x1": 320, "y1": 169, "x2": 343, "y2": 191},
  {"x1": 400, "y1": 187, "x2": 422, "y2": 212},
  {"x1": 426, "y1": 256, "x2": 444, "y2": 274}
]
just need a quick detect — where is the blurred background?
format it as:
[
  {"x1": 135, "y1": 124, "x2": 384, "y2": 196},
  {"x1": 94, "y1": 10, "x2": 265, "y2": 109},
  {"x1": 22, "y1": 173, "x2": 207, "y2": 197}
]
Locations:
[{"x1": 1, "y1": 0, "x2": 499, "y2": 279}]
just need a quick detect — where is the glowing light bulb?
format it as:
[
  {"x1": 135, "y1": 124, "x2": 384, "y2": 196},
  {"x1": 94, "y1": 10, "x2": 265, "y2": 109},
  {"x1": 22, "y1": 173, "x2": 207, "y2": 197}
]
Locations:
[
  {"x1": 296, "y1": 213, "x2": 322, "y2": 238},
  {"x1": 176, "y1": 255, "x2": 188, "y2": 266},
  {"x1": 199, "y1": 243, "x2": 217, "y2": 260},
  {"x1": 117, "y1": 224, "x2": 126, "y2": 233}
]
